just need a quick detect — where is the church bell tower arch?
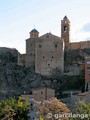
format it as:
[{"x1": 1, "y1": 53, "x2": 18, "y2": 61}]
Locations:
[{"x1": 61, "y1": 16, "x2": 70, "y2": 49}]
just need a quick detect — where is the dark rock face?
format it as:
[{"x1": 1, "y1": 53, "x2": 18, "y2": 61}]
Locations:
[
  {"x1": 64, "y1": 48, "x2": 90, "y2": 66},
  {"x1": 0, "y1": 47, "x2": 18, "y2": 64},
  {"x1": 0, "y1": 47, "x2": 53, "y2": 100},
  {"x1": 0, "y1": 47, "x2": 90, "y2": 100},
  {"x1": 64, "y1": 48, "x2": 90, "y2": 75},
  {"x1": 0, "y1": 63, "x2": 42, "y2": 100},
  {"x1": 0, "y1": 48, "x2": 19, "y2": 99}
]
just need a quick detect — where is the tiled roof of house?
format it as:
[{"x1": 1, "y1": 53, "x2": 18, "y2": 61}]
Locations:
[{"x1": 77, "y1": 91, "x2": 90, "y2": 96}]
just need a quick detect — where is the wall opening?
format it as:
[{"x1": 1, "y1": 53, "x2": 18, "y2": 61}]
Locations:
[
  {"x1": 55, "y1": 45, "x2": 57, "y2": 48},
  {"x1": 39, "y1": 44, "x2": 41, "y2": 48},
  {"x1": 64, "y1": 26, "x2": 67, "y2": 32}
]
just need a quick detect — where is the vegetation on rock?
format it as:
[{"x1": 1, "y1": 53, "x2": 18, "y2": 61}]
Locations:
[
  {"x1": 70, "y1": 101, "x2": 90, "y2": 120},
  {"x1": 0, "y1": 97, "x2": 29, "y2": 120}
]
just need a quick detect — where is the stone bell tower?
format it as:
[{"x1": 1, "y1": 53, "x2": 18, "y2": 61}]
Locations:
[{"x1": 61, "y1": 16, "x2": 70, "y2": 49}]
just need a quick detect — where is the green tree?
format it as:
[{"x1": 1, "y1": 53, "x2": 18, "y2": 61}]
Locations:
[
  {"x1": 70, "y1": 101, "x2": 90, "y2": 120},
  {"x1": 0, "y1": 97, "x2": 29, "y2": 120}
]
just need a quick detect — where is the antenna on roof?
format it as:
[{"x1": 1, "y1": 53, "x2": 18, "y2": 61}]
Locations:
[{"x1": 34, "y1": 25, "x2": 35, "y2": 29}]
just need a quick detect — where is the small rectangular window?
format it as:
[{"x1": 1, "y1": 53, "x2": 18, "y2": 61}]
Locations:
[
  {"x1": 39, "y1": 45, "x2": 41, "y2": 48},
  {"x1": 55, "y1": 45, "x2": 57, "y2": 48},
  {"x1": 48, "y1": 64, "x2": 50, "y2": 66}
]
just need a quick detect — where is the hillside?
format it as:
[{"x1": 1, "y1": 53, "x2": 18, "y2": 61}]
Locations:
[
  {"x1": 65, "y1": 48, "x2": 90, "y2": 65},
  {"x1": 64, "y1": 48, "x2": 90, "y2": 75},
  {"x1": 0, "y1": 47, "x2": 90, "y2": 100},
  {"x1": 0, "y1": 47, "x2": 54, "y2": 100}
]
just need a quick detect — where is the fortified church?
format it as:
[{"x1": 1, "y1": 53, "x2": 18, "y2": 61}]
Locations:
[{"x1": 18, "y1": 16, "x2": 90, "y2": 76}]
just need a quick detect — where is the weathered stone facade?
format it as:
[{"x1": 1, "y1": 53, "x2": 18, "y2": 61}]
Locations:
[
  {"x1": 35, "y1": 33, "x2": 64, "y2": 75},
  {"x1": 19, "y1": 32, "x2": 64, "y2": 75},
  {"x1": 18, "y1": 16, "x2": 90, "y2": 76},
  {"x1": 18, "y1": 16, "x2": 69, "y2": 75}
]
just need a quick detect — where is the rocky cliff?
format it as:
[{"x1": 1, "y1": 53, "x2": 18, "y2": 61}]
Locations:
[
  {"x1": 0, "y1": 47, "x2": 54, "y2": 100},
  {"x1": 0, "y1": 47, "x2": 90, "y2": 100},
  {"x1": 64, "y1": 48, "x2": 90, "y2": 75}
]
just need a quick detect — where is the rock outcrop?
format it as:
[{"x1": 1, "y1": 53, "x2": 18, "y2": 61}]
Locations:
[
  {"x1": 0, "y1": 47, "x2": 90, "y2": 100},
  {"x1": 0, "y1": 47, "x2": 54, "y2": 100}
]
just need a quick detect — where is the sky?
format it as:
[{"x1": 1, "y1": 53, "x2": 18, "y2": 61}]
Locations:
[{"x1": 0, "y1": 0, "x2": 90, "y2": 53}]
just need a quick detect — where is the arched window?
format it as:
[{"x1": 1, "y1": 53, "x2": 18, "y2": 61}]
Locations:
[
  {"x1": 64, "y1": 26, "x2": 67, "y2": 32},
  {"x1": 34, "y1": 34, "x2": 36, "y2": 37},
  {"x1": 31, "y1": 34, "x2": 33, "y2": 37},
  {"x1": 30, "y1": 103, "x2": 33, "y2": 110}
]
